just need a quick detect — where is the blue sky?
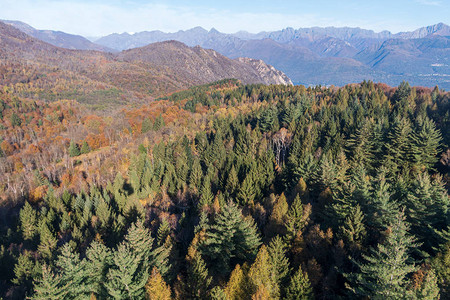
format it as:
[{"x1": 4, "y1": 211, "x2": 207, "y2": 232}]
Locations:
[{"x1": 0, "y1": 0, "x2": 448, "y2": 36}]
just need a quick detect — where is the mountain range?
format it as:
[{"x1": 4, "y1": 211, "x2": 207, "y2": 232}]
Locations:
[
  {"x1": 2, "y1": 20, "x2": 450, "y2": 89},
  {"x1": 0, "y1": 21, "x2": 291, "y2": 108},
  {"x1": 94, "y1": 23, "x2": 450, "y2": 89}
]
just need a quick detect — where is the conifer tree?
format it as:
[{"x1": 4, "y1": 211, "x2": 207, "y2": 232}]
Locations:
[
  {"x1": 225, "y1": 264, "x2": 249, "y2": 300},
  {"x1": 411, "y1": 116, "x2": 442, "y2": 170},
  {"x1": 189, "y1": 158, "x2": 203, "y2": 192},
  {"x1": 141, "y1": 117, "x2": 153, "y2": 134},
  {"x1": 153, "y1": 114, "x2": 165, "y2": 131},
  {"x1": 37, "y1": 223, "x2": 57, "y2": 260},
  {"x1": 68, "y1": 140, "x2": 80, "y2": 157},
  {"x1": 268, "y1": 236, "x2": 290, "y2": 290},
  {"x1": 145, "y1": 267, "x2": 172, "y2": 300},
  {"x1": 347, "y1": 210, "x2": 417, "y2": 298},
  {"x1": 104, "y1": 243, "x2": 149, "y2": 299},
  {"x1": 210, "y1": 286, "x2": 227, "y2": 300},
  {"x1": 20, "y1": 201, "x2": 37, "y2": 241},
  {"x1": 237, "y1": 173, "x2": 257, "y2": 205},
  {"x1": 80, "y1": 141, "x2": 90, "y2": 154},
  {"x1": 198, "y1": 176, "x2": 214, "y2": 209},
  {"x1": 266, "y1": 193, "x2": 289, "y2": 237},
  {"x1": 32, "y1": 265, "x2": 69, "y2": 300},
  {"x1": 340, "y1": 205, "x2": 366, "y2": 250},
  {"x1": 369, "y1": 170, "x2": 399, "y2": 231},
  {"x1": 201, "y1": 201, "x2": 261, "y2": 276},
  {"x1": 248, "y1": 245, "x2": 279, "y2": 299},
  {"x1": 157, "y1": 218, "x2": 171, "y2": 246},
  {"x1": 285, "y1": 266, "x2": 314, "y2": 300},
  {"x1": 184, "y1": 251, "x2": 212, "y2": 299},
  {"x1": 285, "y1": 195, "x2": 310, "y2": 241},
  {"x1": 85, "y1": 241, "x2": 112, "y2": 298},
  {"x1": 55, "y1": 244, "x2": 89, "y2": 298},
  {"x1": 413, "y1": 268, "x2": 440, "y2": 300},
  {"x1": 225, "y1": 165, "x2": 239, "y2": 197},
  {"x1": 384, "y1": 116, "x2": 413, "y2": 174}
]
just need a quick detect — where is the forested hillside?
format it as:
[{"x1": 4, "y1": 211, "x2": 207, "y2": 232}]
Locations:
[{"x1": 0, "y1": 78, "x2": 449, "y2": 299}]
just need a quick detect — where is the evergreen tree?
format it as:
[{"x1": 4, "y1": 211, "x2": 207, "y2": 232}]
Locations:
[
  {"x1": 225, "y1": 264, "x2": 249, "y2": 300},
  {"x1": 198, "y1": 176, "x2": 214, "y2": 209},
  {"x1": 183, "y1": 251, "x2": 212, "y2": 299},
  {"x1": 145, "y1": 267, "x2": 172, "y2": 300},
  {"x1": 153, "y1": 114, "x2": 165, "y2": 131},
  {"x1": 237, "y1": 173, "x2": 257, "y2": 205},
  {"x1": 285, "y1": 266, "x2": 314, "y2": 300},
  {"x1": 248, "y1": 245, "x2": 279, "y2": 299},
  {"x1": 32, "y1": 265, "x2": 69, "y2": 300},
  {"x1": 267, "y1": 236, "x2": 290, "y2": 291},
  {"x1": 201, "y1": 201, "x2": 261, "y2": 276},
  {"x1": 369, "y1": 169, "x2": 399, "y2": 231},
  {"x1": 54, "y1": 244, "x2": 89, "y2": 298},
  {"x1": 80, "y1": 141, "x2": 90, "y2": 154},
  {"x1": 413, "y1": 268, "x2": 440, "y2": 300},
  {"x1": 411, "y1": 116, "x2": 442, "y2": 170},
  {"x1": 20, "y1": 201, "x2": 37, "y2": 241},
  {"x1": 104, "y1": 243, "x2": 149, "y2": 299},
  {"x1": 210, "y1": 286, "x2": 227, "y2": 300},
  {"x1": 347, "y1": 210, "x2": 417, "y2": 298},
  {"x1": 340, "y1": 205, "x2": 366, "y2": 250},
  {"x1": 285, "y1": 195, "x2": 310, "y2": 240},
  {"x1": 37, "y1": 223, "x2": 57, "y2": 260},
  {"x1": 85, "y1": 241, "x2": 112, "y2": 298},
  {"x1": 68, "y1": 140, "x2": 80, "y2": 157},
  {"x1": 142, "y1": 117, "x2": 153, "y2": 134}
]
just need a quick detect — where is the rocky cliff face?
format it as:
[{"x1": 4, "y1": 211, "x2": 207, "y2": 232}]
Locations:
[{"x1": 236, "y1": 57, "x2": 293, "y2": 85}]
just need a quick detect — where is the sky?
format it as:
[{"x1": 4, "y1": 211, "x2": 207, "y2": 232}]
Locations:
[{"x1": 0, "y1": 0, "x2": 448, "y2": 37}]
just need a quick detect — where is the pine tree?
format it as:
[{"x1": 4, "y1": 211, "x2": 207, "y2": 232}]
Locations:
[
  {"x1": 340, "y1": 205, "x2": 366, "y2": 250},
  {"x1": 142, "y1": 117, "x2": 153, "y2": 134},
  {"x1": 32, "y1": 265, "x2": 69, "y2": 300},
  {"x1": 13, "y1": 251, "x2": 41, "y2": 290},
  {"x1": 285, "y1": 195, "x2": 310, "y2": 241},
  {"x1": 104, "y1": 243, "x2": 149, "y2": 299},
  {"x1": 157, "y1": 218, "x2": 171, "y2": 246},
  {"x1": 189, "y1": 158, "x2": 203, "y2": 192},
  {"x1": 153, "y1": 114, "x2": 165, "y2": 131},
  {"x1": 198, "y1": 176, "x2": 214, "y2": 209},
  {"x1": 225, "y1": 264, "x2": 249, "y2": 300},
  {"x1": 145, "y1": 267, "x2": 172, "y2": 300},
  {"x1": 369, "y1": 169, "x2": 399, "y2": 231},
  {"x1": 225, "y1": 165, "x2": 239, "y2": 197},
  {"x1": 201, "y1": 201, "x2": 261, "y2": 276},
  {"x1": 210, "y1": 286, "x2": 227, "y2": 300},
  {"x1": 268, "y1": 236, "x2": 290, "y2": 291},
  {"x1": 413, "y1": 268, "x2": 440, "y2": 300},
  {"x1": 411, "y1": 116, "x2": 442, "y2": 170},
  {"x1": 237, "y1": 172, "x2": 257, "y2": 205},
  {"x1": 384, "y1": 116, "x2": 413, "y2": 174},
  {"x1": 184, "y1": 251, "x2": 212, "y2": 299},
  {"x1": 248, "y1": 245, "x2": 279, "y2": 299},
  {"x1": 37, "y1": 223, "x2": 57, "y2": 260},
  {"x1": 80, "y1": 141, "x2": 90, "y2": 154},
  {"x1": 347, "y1": 210, "x2": 417, "y2": 298},
  {"x1": 55, "y1": 244, "x2": 89, "y2": 297},
  {"x1": 20, "y1": 201, "x2": 37, "y2": 240},
  {"x1": 68, "y1": 140, "x2": 80, "y2": 157},
  {"x1": 285, "y1": 266, "x2": 314, "y2": 300},
  {"x1": 85, "y1": 241, "x2": 112, "y2": 298},
  {"x1": 266, "y1": 193, "x2": 289, "y2": 237}
]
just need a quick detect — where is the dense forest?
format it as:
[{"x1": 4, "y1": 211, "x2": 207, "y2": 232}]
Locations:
[{"x1": 0, "y1": 79, "x2": 449, "y2": 299}]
